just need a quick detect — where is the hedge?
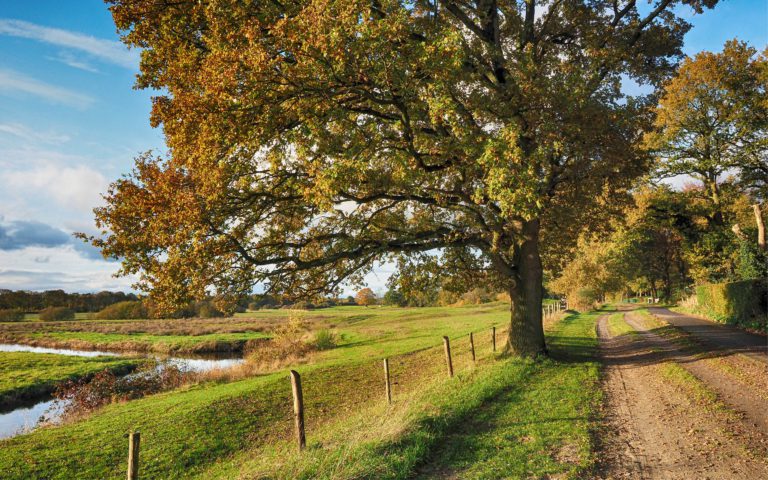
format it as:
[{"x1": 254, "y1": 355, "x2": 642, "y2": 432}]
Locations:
[
  {"x1": 0, "y1": 309, "x2": 24, "y2": 322},
  {"x1": 38, "y1": 306, "x2": 76, "y2": 321},
  {"x1": 94, "y1": 300, "x2": 148, "y2": 320},
  {"x1": 695, "y1": 278, "x2": 767, "y2": 331}
]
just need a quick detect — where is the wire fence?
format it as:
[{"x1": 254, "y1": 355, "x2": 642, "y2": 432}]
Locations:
[{"x1": 112, "y1": 301, "x2": 566, "y2": 479}]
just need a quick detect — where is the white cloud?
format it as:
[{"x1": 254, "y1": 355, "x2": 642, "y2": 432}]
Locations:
[
  {"x1": 0, "y1": 69, "x2": 94, "y2": 108},
  {"x1": 0, "y1": 123, "x2": 70, "y2": 144},
  {"x1": 0, "y1": 246, "x2": 136, "y2": 292},
  {"x1": 1, "y1": 163, "x2": 108, "y2": 215},
  {"x1": 47, "y1": 51, "x2": 100, "y2": 73},
  {"x1": 0, "y1": 19, "x2": 139, "y2": 69}
]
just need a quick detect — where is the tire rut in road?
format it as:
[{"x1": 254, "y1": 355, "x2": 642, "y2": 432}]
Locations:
[
  {"x1": 596, "y1": 313, "x2": 768, "y2": 480},
  {"x1": 625, "y1": 312, "x2": 768, "y2": 434}
]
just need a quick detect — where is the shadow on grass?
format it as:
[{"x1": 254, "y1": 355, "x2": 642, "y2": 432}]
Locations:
[
  {"x1": 402, "y1": 360, "x2": 590, "y2": 480},
  {"x1": 365, "y1": 361, "x2": 537, "y2": 479}
]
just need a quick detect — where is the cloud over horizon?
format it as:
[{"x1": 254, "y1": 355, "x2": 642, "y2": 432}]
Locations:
[
  {"x1": 0, "y1": 219, "x2": 108, "y2": 261},
  {"x1": 0, "y1": 220, "x2": 70, "y2": 250}
]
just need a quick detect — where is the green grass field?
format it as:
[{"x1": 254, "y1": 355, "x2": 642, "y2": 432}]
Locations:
[
  {"x1": 0, "y1": 352, "x2": 138, "y2": 410},
  {"x1": 1, "y1": 304, "x2": 510, "y2": 354},
  {"x1": 0, "y1": 304, "x2": 602, "y2": 479}
]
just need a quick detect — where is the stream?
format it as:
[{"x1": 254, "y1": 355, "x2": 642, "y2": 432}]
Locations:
[{"x1": 0, "y1": 343, "x2": 245, "y2": 440}]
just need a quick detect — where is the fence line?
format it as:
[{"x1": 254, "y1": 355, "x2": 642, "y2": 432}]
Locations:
[{"x1": 118, "y1": 303, "x2": 568, "y2": 472}]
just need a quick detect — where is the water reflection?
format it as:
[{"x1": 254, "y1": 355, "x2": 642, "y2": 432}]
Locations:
[
  {"x1": 0, "y1": 343, "x2": 246, "y2": 440},
  {"x1": 0, "y1": 398, "x2": 66, "y2": 440},
  {"x1": 0, "y1": 344, "x2": 117, "y2": 357},
  {"x1": 0, "y1": 343, "x2": 245, "y2": 372}
]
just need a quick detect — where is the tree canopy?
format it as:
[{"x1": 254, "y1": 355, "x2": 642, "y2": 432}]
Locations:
[
  {"x1": 645, "y1": 40, "x2": 768, "y2": 220},
  {"x1": 95, "y1": 0, "x2": 718, "y2": 355}
]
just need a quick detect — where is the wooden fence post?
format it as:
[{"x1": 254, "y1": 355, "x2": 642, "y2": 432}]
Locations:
[
  {"x1": 442, "y1": 336, "x2": 454, "y2": 378},
  {"x1": 289, "y1": 370, "x2": 306, "y2": 450},
  {"x1": 126, "y1": 431, "x2": 140, "y2": 480},
  {"x1": 469, "y1": 332, "x2": 475, "y2": 362},
  {"x1": 383, "y1": 358, "x2": 392, "y2": 404},
  {"x1": 492, "y1": 326, "x2": 496, "y2": 352}
]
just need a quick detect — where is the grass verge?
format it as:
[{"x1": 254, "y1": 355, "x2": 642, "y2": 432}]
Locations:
[{"x1": 606, "y1": 313, "x2": 636, "y2": 338}]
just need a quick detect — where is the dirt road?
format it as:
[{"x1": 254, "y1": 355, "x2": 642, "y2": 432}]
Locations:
[
  {"x1": 649, "y1": 307, "x2": 767, "y2": 365},
  {"x1": 597, "y1": 310, "x2": 768, "y2": 479}
]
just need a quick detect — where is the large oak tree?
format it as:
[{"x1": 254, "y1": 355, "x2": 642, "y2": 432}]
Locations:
[{"x1": 95, "y1": 0, "x2": 717, "y2": 355}]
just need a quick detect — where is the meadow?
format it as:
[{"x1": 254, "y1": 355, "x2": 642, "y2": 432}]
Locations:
[
  {"x1": 0, "y1": 303, "x2": 602, "y2": 479},
  {"x1": 0, "y1": 352, "x2": 138, "y2": 411}
]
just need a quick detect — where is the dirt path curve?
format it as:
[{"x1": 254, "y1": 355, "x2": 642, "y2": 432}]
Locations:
[
  {"x1": 624, "y1": 311, "x2": 768, "y2": 434},
  {"x1": 597, "y1": 313, "x2": 768, "y2": 480},
  {"x1": 648, "y1": 307, "x2": 767, "y2": 365}
]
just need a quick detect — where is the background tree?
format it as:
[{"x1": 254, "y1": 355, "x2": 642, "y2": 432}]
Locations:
[
  {"x1": 97, "y1": 0, "x2": 718, "y2": 356},
  {"x1": 385, "y1": 254, "x2": 442, "y2": 307},
  {"x1": 645, "y1": 40, "x2": 767, "y2": 225},
  {"x1": 355, "y1": 288, "x2": 377, "y2": 307},
  {"x1": 382, "y1": 288, "x2": 407, "y2": 307},
  {"x1": 548, "y1": 234, "x2": 625, "y2": 310},
  {"x1": 620, "y1": 187, "x2": 690, "y2": 300}
]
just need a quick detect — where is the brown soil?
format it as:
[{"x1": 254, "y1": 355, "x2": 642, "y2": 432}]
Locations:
[
  {"x1": 596, "y1": 312, "x2": 768, "y2": 479},
  {"x1": 625, "y1": 311, "x2": 768, "y2": 434},
  {"x1": 648, "y1": 307, "x2": 767, "y2": 366}
]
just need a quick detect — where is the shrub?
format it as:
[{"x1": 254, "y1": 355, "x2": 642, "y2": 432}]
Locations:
[
  {"x1": 39, "y1": 307, "x2": 75, "y2": 321},
  {"x1": 54, "y1": 361, "x2": 187, "y2": 418},
  {"x1": 459, "y1": 287, "x2": 496, "y2": 305},
  {"x1": 245, "y1": 316, "x2": 316, "y2": 371},
  {"x1": 196, "y1": 302, "x2": 225, "y2": 318},
  {"x1": 313, "y1": 329, "x2": 337, "y2": 350},
  {"x1": 567, "y1": 288, "x2": 600, "y2": 312},
  {"x1": 696, "y1": 279, "x2": 767, "y2": 331},
  {"x1": 94, "y1": 301, "x2": 147, "y2": 320},
  {"x1": 0, "y1": 308, "x2": 24, "y2": 322},
  {"x1": 355, "y1": 288, "x2": 377, "y2": 306},
  {"x1": 736, "y1": 240, "x2": 768, "y2": 280},
  {"x1": 288, "y1": 301, "x2": 315, "y2": 310},
  {"x1": 383, "y1": 289, "x2": 407, "y2": 306}
]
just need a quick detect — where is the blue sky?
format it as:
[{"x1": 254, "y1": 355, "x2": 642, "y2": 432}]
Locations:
[{"x1": 0, "y1": 0, "x2": 766, "y2": 293}]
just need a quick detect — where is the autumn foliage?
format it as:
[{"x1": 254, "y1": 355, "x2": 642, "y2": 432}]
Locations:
[{"x1": 95, "y1": 0, "x2": 719, "y2": 355}]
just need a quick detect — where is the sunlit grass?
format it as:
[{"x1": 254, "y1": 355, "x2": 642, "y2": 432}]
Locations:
[
  {"x1": 0, "y1": 352, "x2": 138, "y2": 409},
  {"x1": 0, "y1": 305, "x2": 601, "y2": 479}
]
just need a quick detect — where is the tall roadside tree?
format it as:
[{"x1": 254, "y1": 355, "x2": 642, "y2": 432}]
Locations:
[
  {"x1": 95, "y1": 0, "x2": 717, "y2": 356},
  {"x1": 645, "y1": 40, "x2": 768, "y2": 225}
]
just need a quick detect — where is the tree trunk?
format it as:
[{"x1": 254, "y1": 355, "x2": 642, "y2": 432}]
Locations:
[
  {"x1": 707, "y1": 177, "x2": 724, "y2": 226},
  {"x1": 754, "y1": 204, "x2": 766, "y2": 251},
  {"x1": 507, "y1": 219, "x2": 546, "y2": 357}
]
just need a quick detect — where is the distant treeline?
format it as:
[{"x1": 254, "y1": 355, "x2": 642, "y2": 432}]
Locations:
[
  {"x1": 0, "y1": 289, "x2": 138, "y2": 313},
  {"x1": 0, "y1": 290, "x2": 359, "y2": 319}
]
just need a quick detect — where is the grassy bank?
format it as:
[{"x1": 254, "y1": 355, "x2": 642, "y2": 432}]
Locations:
[
  {"x1": 0, "y1": 352, "x2": 139, "y2": 410},
  {"x1": 200, "y1": 310, "x2": 601, "y2": 479},
  {"x1": 0, "y1": 306, "x2": 601, "y2": 479}
]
